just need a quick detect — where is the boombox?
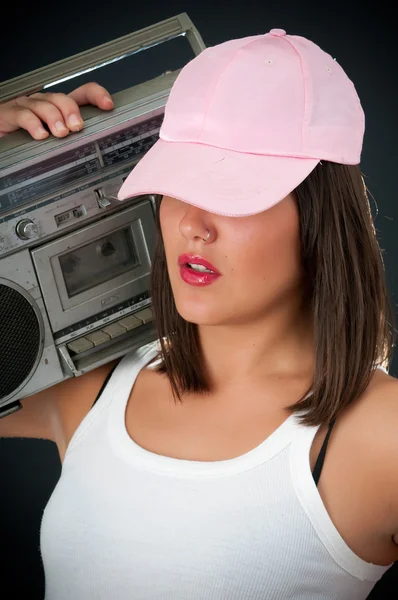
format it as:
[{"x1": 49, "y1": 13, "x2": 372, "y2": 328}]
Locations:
[{"x1": 0, "y1": 14, "x2": 205, "y2": 417}]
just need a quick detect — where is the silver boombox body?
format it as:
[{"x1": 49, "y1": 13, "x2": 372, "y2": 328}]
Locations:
[{"x1": 0, "y1": 14, "x2": 206, "y2": 416}]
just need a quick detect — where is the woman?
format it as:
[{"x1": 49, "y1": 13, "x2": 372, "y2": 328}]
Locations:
[{"x1": 1, "y1": 28, "x2": 397, "y2": 599}]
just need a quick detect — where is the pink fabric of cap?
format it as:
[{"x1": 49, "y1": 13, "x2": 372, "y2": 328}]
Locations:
[{"x1": 118, "y1": 28, "x2": 365, "y2": 217}]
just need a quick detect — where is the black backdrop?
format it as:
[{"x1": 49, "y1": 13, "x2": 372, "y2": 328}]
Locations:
[{"x1": 0, "y1": 1, "x2": 397, "y2": 598}]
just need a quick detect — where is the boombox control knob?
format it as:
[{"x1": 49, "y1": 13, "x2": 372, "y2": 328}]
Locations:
[{"x1": 16, "y1": 219, "x2": 39, "y2": 240}]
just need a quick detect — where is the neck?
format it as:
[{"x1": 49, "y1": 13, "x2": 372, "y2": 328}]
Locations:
[{"x1": 197, "y1": 303, "x2": 314, "y2": 394}]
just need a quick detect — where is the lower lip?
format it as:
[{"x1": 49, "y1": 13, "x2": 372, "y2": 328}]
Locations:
[{"x1": 179, "y1": 266, "x2": 220, "y2": 286}]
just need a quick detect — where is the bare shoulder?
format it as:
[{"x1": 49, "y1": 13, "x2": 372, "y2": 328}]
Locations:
[
  {"x1": 0, "y1": 361, "x2": 113, "y2": 446},
  {"x1": 342, "y1": 368, "x2": 398, "y2": 465},
  {"x1": 341, "y1": 369, "x2": 398, "y2": 533},
  {"x1": 0, "y1": 359, "x2": 119, "y2": 459},
  {"x1": 352, "y1": 368, "x2": 398, "y2": 440},
  {"x1": 311, "y1": 367, "x2": 398, "y2": 565}
]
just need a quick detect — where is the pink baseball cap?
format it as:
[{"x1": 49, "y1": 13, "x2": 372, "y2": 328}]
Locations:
[{"x1": 118, "y1": 28, "x2": 365, "y2": 217}]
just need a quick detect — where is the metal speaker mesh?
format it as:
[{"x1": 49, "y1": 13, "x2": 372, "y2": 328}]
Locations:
[{"x1": 0, "y1": 283, "x2": 41, "y2": 400}]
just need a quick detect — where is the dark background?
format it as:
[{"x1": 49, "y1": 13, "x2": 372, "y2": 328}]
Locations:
[{"x1": 0, "y1": 1, "x2": 397, "y2": 598}]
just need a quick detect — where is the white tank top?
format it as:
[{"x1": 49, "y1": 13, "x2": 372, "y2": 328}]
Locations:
[{"x1": 40, "y1": 341, "x2": 392, "y2": 599}]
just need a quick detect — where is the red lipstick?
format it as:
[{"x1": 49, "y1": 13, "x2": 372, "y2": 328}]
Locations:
[{"x1": 178, "y1": 254, "x2": 221, "y2": 286}]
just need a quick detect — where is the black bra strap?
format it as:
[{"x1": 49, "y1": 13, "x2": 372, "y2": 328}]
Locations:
[
  {"x1": 312, "y1": 418, "x2": 336, "y2": 487},
  {"x1": 91, "y1": 359, "x2": 122, "y2": 409}
]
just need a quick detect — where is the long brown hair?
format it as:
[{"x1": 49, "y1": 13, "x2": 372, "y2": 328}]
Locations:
[{"x1": 149, "y1": 161, "x2": 396, "y2": 426}]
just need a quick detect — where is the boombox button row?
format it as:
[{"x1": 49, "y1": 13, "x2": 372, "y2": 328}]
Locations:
[
  {"x1": 102, "y1": 322, "x2": 129, "y2": 339},
  {"x1": 131, "y1": 308, "x2": 153, "y2": 324},
  {"x1": 85, "y1": 330, "x2": 111, "y2": 345},
  {"x1": 67, "y1": 307, "x2": 154, "y2": 354}
]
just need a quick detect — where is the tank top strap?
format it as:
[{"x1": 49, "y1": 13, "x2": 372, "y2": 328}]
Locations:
[
  {"x1": 64, "y1": 341, "x2": 159, "y2": 459},
  {"x1": 289, "y1": 418, "x2": 392, "y2": 581}
]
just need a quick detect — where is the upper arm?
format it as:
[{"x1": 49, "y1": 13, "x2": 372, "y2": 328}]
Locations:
[
  {"x1": 0, "y1": 369, "x2": 95, "y2": 443},
  {"x1": 389, "y1": 382, "x2": 398, "y2": 547},
  {"x1": 373, "y1": 376, "x2": 398, "y2": 550},
  {"x1": 0, "y1": 386, "x2": 58, "y2": 441},
  {"x1": 0, "y1": 360, "x2": 119, "y2": 456}
]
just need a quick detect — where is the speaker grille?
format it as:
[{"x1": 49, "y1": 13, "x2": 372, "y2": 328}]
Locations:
[{"x1": 0, "y1": 284, "x2": 41, "y2": 400}]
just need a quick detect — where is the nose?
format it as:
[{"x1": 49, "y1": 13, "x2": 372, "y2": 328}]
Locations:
[{"x1": 179, "y1": 205, "x2": 214, "y2": 243}]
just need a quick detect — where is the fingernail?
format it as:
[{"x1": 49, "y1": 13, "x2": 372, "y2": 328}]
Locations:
[
  {"x1": 103, "y1": 96, "x2": 114, "y2": 107},
  {"x1": 68, "y1": 114, "x2": 83, "y2": 128},
  {"x1": 35, "y1": 126, "x2": 48, "y2": 138},
  {"x1": 55, "y1": 121, "x2": 68, "y2": 133}
]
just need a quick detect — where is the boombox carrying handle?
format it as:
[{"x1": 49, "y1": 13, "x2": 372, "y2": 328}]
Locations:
[{"x1": 0, "y1": 13, "x2": 206, "y2": 103}]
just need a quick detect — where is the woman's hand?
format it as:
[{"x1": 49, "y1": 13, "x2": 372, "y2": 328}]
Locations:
[{"x1": 0, "y1": 82, "x2": 114, "y2": 140}]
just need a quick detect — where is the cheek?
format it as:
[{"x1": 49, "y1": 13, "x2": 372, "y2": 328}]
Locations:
[
  {"x1": 159, "y1": 200, "x2": 170, "y2": 237},
  {"x1": 159, "y1": 201, "x2": 178, "y2": 255},
  {"x1": 227, "y1": 222, "x2": 302, "y2": 288},
  {"x1": 158, "y1": 202, "x2": 186, "y2": 289}
]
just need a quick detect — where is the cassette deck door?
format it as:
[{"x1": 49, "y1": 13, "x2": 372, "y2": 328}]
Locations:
[{"x1": 31, "y1": 199, "x2": 154, "y2": 333}]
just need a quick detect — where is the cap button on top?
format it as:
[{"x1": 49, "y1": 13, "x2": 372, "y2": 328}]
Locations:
[{"x1": 269, "y1": 28, "x2": 287, "y2": 37}]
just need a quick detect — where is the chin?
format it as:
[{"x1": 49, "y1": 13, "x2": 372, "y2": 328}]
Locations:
[{"x1": 174, "y1": 297, "x2": 225, "y2": 327}]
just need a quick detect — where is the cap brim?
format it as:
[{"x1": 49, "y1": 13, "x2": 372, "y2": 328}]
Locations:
[{"x1": 117, "y1": 139, "x2": 320, "y2": 217}]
